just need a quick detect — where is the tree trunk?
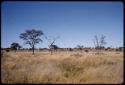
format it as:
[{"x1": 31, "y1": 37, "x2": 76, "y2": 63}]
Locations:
[
  {"x1": 32, "y1": 45, "x2": 35, "y2": 55},
  {"x1": 51, "y1": 49, "x2": 53, "y2": 55}
]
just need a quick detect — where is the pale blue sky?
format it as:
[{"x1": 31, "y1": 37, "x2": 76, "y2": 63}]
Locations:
[{"x1": 1, "y1": 1, "x2": 123, "y2": 48}]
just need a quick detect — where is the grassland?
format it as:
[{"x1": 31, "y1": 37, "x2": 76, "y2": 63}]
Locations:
[{"x1": 1, "y1": 50, "x2": 123, "y2": 84}]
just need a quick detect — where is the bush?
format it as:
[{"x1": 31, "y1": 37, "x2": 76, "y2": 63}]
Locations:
[
  {"x1": 84, "y1": 50, "x2": 89, "y2": 53},
  {"x1": 6, "y1": 49, "x2": 10, "y2": 52}
]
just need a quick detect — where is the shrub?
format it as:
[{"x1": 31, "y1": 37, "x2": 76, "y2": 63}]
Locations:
[{"x1": 84, "y1": 49, "x2": 89, "y2": 53}]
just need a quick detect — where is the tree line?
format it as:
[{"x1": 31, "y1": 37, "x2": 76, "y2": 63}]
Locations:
[{"x1": 2, "y1": 29, "x2": 123, "y2": 55}]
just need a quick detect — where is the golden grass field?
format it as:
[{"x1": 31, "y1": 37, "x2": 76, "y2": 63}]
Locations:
[{"x1": 1, "y1": 50, "x2": 123, "y2": 84}]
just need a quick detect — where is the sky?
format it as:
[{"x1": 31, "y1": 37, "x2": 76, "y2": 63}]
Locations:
[{"x1": 1, "y1": 1, "x2": 123, "y2": 48}]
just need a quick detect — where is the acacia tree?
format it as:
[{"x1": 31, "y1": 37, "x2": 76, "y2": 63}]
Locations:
[
  {"x1": 10, "y1": 42, "x2": 21, "y2": 52},
  {"x1": 44, "y1": 36, "x2": 59, "y2": 55},
  {"x1": 20, "y1": 29, "x2": 43, "y2": 54},
  {"x1": 93, "y1": 35, "x2": 107, "y2": 54}
]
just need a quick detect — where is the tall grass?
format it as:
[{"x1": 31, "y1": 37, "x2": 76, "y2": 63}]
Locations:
[{"x1": 1, "y1": 51, "x2": 123, "y2": 84}]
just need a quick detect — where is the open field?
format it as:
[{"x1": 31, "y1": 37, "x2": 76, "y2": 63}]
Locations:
[{"x1": 1, "y1": 50, "x2": 123, "y2": 84}]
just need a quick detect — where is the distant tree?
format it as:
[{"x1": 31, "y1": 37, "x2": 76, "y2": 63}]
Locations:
[
  {"x1": 20, "y1": 29, "x2": 43, "y2": 54},
  {"x1": 44, "y1": 36, "x2": 59, "y2": 55},
  {"x1": 76, "y1": 45, "x2": 84, "y2": 52},
  {"x1": 117, "y1": 47, "x2": 123, "y2": 51},
  {"x1": 50, "y1": 45, "x2": 59, "y2": 51},
  {"x1": 93, "y1": 35, "x2": 107, "y2": 54},
  {"x1": 10, "y1": 42, "x2": 21, "y2": 52},
  {"x1": 69, "y1": 48, "x2": 73, "y2": 51}
]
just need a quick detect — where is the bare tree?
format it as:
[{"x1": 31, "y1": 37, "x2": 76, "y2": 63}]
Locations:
[
  {"x1": 10, "y1": 42, "x2": 21, "y2": 52},
  {"x1": 44, "y1": 36, "x2": 59, "y2": 55},
  {"x1": 20, "y1": 29, "x2": 43, "y2": 54},
  {"x1": 93, "y1": 35, "x2": 107, "y2": 54}
]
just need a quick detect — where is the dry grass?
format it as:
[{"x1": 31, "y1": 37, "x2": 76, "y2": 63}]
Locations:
[{"x1": 1, "y1": 50, "x2": 123, "y2": 84}]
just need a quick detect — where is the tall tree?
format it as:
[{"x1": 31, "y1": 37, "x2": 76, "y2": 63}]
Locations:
[{"x1": 20, "y1": 29, "x2": 43, "y2": 54}]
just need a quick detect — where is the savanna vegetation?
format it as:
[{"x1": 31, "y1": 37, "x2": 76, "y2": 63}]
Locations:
[{"x1": 1, "y1": 29, "x2": 123, "y2": 84}]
